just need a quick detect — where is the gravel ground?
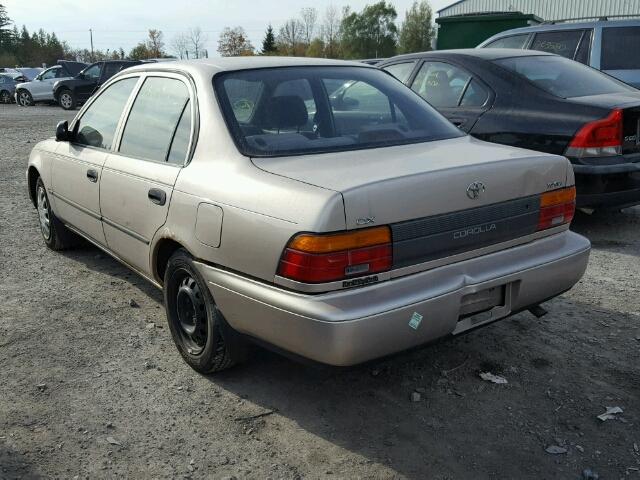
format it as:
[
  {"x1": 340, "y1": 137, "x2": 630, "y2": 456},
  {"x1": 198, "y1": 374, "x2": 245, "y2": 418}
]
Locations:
[{"x1": 1, "y1": 104, "x2": 639, "y2": 480}]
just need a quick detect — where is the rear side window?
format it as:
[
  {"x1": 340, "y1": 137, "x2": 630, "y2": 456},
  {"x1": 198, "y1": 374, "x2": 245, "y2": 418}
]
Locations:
[
  {"x1": 575, "y1": 30, "x2": 592, "y2": 64},
  {"x1": 483, "y1": 34, "x2": 528, "y2": 49},
  {"x1": 119, "y1": 77, "x2": 191, "y2": 162},
  {"x1": 530, "y1": 30, "x2": 583, "y2": 59},
  {"x1": 75, "y1": 77, "x2": 138, "y2": 149},
  {"x1": 167, "y1": 100, "x2": 192, "y2": 165},
  {"x1": 383, "y1": 61, "x2": 417, "y2": 82},
  {"x1": 602, "y1": 27, "x2": 640, "y2": 70}
]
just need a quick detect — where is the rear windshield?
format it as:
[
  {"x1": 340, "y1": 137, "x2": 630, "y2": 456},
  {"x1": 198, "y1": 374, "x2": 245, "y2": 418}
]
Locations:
[
  {"x1": 494, "y1": 55, "x2": 634, "y2": 98},
  {"x1": 214, "y1": 66, "x2": 463, "y2": 157},
  {"x1": 601, "y1": 27, "x2": 640, "y2": 70}
]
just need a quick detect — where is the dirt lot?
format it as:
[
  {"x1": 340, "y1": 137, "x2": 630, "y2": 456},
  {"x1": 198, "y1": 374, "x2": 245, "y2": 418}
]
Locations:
[{"x1": 0, "y1": 104, "x2": 639, "y2": 480}]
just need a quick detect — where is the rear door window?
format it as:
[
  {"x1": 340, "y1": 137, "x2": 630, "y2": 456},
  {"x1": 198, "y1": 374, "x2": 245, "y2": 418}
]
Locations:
[
  {"x1": 601, "y1": 27, "x2": 640, "y2": 70},
  {"x1": 119, "y1": 76, "x2": 191, "y2": 162},
  {"x1": 483, "y1": 34, "x2": 529, "y2": 49},
  {"x1": 382, "y1": 61, "x2": 417, "y2": 83},
  {"x1": 530, "y1": 30, "x2": 584, "y2": 59},
  {"x1": 410, "y1": 61, "x2": 471, "y2": 108}
]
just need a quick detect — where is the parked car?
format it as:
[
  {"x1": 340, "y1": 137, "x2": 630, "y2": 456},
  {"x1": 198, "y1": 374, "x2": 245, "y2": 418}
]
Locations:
[
  {"x1": 15, "y1": 61, "x2": 86, "y2": 106},
  {"x1": 27, "y1": 58, "x2": 590, "y2": 373},
  {"x1": 53, "y1": 60, "x2": 140, "y2": 110},
  {"x1": 0, "y1": 73, "x2": 26, "y2": 103},
  {"x1": 477, "y1": 18, "x2": 640, "y2": 88},
  {"x1": 379, "y1": 49, "x2": 640, "y2": 209}
]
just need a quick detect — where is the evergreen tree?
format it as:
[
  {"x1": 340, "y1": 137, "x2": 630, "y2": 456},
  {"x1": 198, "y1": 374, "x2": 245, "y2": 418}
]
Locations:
[
  {"x1": 398, "y1": 1, "x2": 434, "y2": 54},
  {"x1": 261, "y1": 24, "x2": 277, "y2": 55}
]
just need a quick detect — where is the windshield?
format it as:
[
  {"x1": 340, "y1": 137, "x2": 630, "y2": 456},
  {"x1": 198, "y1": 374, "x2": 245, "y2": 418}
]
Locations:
[
  {"x1": 214, "y1": 66, "x2": 463, "y2": 157},
  {"x1": 494, "y1": 55, "x2": 635, "y2": 98}
]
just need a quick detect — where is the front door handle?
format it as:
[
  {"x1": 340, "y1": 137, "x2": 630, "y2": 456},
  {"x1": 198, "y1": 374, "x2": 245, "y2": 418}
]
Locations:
[
  {"x1": 148, "y1": 188, "x2": 166, "y2": 206},
  {"x1": 86, "y1": 169, "x2": 98, "y2": 182}
]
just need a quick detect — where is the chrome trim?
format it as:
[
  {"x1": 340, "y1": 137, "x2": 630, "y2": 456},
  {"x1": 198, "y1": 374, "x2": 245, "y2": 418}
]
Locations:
[
  {"x1": 273, "y1": 224, "x2": 569, "y2": 293},
  {"x1": 50, "y1": 191, "x2": 101, "y2": 220},
  {"x1": 102, "y1": 216, "x2": 150, "y2": 245}
]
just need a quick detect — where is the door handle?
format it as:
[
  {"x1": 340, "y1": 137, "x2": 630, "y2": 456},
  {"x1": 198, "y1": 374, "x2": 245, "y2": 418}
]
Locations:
[
  {"x1": 86, "y1": 169, "x2": 98, "y2": 182},
  {"x1": 451, "y1": 119, "x2": 466, "y2": 128},
  {"x1": 148, "y1": 188, "x2": 166, "y2": 206}
]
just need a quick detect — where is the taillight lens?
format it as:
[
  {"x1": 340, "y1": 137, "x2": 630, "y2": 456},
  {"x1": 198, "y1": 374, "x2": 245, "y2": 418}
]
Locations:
[
  {"x1": 566, "y1": 109, "x2": 622, "y2": 158},
  {"x1": 278, "y1": 226, "x2": 392, "y2": 283},
  {"x1": 537, "y1": 186, "x2": 576, "y2": 231}
]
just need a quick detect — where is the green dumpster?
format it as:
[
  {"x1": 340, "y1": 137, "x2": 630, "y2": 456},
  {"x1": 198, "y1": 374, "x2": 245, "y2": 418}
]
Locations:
[{"x1": 436, "y1": 12, "x2": 542, "y2": 50}]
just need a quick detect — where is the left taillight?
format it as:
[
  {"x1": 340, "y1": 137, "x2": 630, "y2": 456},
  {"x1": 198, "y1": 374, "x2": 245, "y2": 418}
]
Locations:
[
  {"x1": 565, "y1": 109, "x2": 623, "y2": 158},
  {"x1": 537, "y1": 186, "x2": 576, "y2": 231},
  {"x1": 278, "y1": 226, "x2": 392, "y2": 283}
]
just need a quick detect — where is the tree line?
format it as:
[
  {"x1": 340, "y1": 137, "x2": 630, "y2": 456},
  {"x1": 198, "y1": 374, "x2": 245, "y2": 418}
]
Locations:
[
  {"x1": 0, "y1": 1, "x2": 434, "y2": 67},
  {"x1": 218, "y1": 1, "x2": 434, "y2": 58}
]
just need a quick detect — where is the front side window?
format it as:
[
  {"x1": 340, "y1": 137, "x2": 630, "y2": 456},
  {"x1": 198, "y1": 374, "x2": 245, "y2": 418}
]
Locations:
[
  {"x1": 484, "y1": 34, "x2": 529, "y2": 49},
  {"x1": 102, "y1": 63, "x2": 123, "y2": 81},
  {"x1": 383, "y1": 61, "x2": 417, "y2": 82},
  {"x1": 601, "y1": 27, "x2": 640, "y2": 70},
  {"x1": 40, "y1": 68, "x2": 58, "y2": 81},
  {"x1": 75, "y1": 77, "x2": 138, "y2": 149},
  {"x1": 530, "y1": 30, "x2": 584, "y2": 59},
  {"x1": 119, "y1": 77, "x2": 190, "y2": 163},
  {"x1": 82, "y1": 64, "x2": 101, "y2": 80},
  {"x1": 495, "y1": 55, "x2": 634, "y2": 98},
  {"x1": 410, "y1": 61, "x2": 472, "y2": 108},
  {"x1": 215, "y1": 66, "x2": 463, "y2": 157}
]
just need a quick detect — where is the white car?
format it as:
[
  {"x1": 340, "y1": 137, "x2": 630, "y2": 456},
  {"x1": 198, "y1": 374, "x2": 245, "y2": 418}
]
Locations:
[{"x1": 15, "y1": 61, "x2": 86, "y2": 106}]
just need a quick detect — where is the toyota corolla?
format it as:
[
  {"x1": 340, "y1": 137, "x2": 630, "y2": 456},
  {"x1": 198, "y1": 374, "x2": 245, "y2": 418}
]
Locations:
[{"x1": 27, "y1": 58, "x2": 591, "y2": 373}]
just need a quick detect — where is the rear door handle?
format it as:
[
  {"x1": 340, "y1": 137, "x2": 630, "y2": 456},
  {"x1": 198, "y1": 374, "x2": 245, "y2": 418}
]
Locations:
[
  {"x1": 86, "y1": 169, "x2": 98, "y2": 182},
  {"x1": 148, "y1": 188, "x2": 166, "y2": 206}
]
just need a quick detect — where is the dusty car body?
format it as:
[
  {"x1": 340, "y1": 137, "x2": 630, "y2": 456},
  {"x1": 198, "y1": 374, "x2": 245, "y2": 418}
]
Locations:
[{"x1": 27, "y1": 58, "x2": 590, "y2": 373}]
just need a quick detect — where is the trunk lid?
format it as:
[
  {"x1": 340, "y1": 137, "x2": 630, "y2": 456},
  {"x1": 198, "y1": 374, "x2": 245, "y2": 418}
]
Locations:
[{"x1": 252, "y1": 136, "x2": 571, "y2": 228}]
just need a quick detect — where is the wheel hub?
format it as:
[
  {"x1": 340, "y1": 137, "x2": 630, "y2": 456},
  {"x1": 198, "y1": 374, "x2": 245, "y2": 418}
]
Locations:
[
  {"x1": 175, "y1": 275, "x2": 208, "y2": 351},
  {"x1": 60, "y1": 94, "x2": 71, "y2": 108},
  {"x1": 36, "y1": 186, "x2": 51, "y2": 240}
]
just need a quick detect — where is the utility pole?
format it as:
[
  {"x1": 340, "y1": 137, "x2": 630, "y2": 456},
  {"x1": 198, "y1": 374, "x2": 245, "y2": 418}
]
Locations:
[{"x1": 89, "y1": 28, "x2": 94, "y2": 61}]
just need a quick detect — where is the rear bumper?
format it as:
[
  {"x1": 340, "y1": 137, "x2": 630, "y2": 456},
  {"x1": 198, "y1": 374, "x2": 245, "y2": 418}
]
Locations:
[
  {"x1": 195, "y1": 231, "x2": 590, "y2": 366},
  {"x1": 573, "y1": 167, "x2": 640, "y2": 208}
]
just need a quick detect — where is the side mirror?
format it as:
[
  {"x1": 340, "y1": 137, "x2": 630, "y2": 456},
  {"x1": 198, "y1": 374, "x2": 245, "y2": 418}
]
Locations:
[{"x1": 55, "y1": 120, "x2": 70, "y2": 142}]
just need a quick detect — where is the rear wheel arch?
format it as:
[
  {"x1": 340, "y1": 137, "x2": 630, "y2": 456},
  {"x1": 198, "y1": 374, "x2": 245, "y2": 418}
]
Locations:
[{"x1": 153, "y1": 238, "x2": 189, "y2": 284}]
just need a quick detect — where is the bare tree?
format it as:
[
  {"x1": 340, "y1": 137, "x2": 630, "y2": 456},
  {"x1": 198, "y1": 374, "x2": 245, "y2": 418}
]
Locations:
[
  {"x1": 217, "y1": 27, "x2": 254, "y2": 56},
  {"x1": 187, "y1": 27, "x2": 207, "y2": 59},
  {"x1": 277, "y1": 18, "x2": 304, "y2": 55},
  {"x1": 322, "y1": 4, "x2": 342, "y2": 58},
  {"x1": 146, "y1": 29, "x2": 165, "y2": 58},
  {"x1": 300, "y1": 7, "x2": 317, "y2": 46},
  {"x1": 170, "y1": 33, "x2": 188, "y2": 59}
]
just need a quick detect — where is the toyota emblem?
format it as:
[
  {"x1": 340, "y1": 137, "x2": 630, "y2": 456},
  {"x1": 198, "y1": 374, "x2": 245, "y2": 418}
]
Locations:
[{"x1": 466, "y1": 181, "x2": 485, "y2": 200}]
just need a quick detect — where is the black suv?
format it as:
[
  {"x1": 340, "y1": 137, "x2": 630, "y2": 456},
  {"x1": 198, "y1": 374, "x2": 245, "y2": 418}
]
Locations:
[{"x1": 53, "y1": 60, "x2": 141, "y2": 110}]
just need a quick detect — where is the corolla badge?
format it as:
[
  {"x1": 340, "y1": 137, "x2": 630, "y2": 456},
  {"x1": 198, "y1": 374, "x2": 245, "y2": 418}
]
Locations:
[{"x1": 466, "y1": 181, "x2": 485, "y2": 200}]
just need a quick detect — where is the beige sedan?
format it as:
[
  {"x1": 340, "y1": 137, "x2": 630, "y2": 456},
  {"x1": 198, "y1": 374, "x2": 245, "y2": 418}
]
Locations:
[{"x1": 27, "y1": 58, "x2": 590, "y2": 373}]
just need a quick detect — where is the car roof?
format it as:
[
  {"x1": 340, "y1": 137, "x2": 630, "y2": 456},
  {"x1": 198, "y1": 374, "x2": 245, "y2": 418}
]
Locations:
[
  {"x1": 380, "y1": 48, "x2": 554, "y2": 64},
  {"x1": 123, "y1": 56, "x2": 372, "y2": 76},
  {"x1": 482, "y1": 18, "x2": 640, "y2": 38}
]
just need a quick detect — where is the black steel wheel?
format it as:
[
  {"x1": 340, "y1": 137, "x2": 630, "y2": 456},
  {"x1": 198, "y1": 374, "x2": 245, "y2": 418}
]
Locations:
[{"x1": 164, "y1": 249, "x2": 247, "y2": 373}]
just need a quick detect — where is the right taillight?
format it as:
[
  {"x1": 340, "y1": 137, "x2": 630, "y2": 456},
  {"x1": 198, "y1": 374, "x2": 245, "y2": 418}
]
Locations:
[
  {"x1": 565, "y1": 109, "x2": 623, "y2": 158},
  {"x1": 537, "y1": 186, "x2": 576, "y2": 231}
]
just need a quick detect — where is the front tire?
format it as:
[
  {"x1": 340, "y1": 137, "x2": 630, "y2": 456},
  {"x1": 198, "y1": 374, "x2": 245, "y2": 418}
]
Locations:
[
  {"x1": 57, "y1": 89, "x2": 76, "y2": 110},
  {"x1": 164, "y1": 249, "x2": 247, "y2": 373},
  {"x1": 17, "y1": 89, "x2": 33, "y2": 106},
  {"x1": 35, "y1": 177, "x2": 77, "y2": 250}
]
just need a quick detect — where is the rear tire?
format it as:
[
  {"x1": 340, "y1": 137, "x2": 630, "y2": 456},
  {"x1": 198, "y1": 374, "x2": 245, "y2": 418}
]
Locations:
[
  {"x1": 17, "y1": 89, "x2": 33, "y2": 106},
  {"x1": 164, "y1": 249, "x2": 248, "y2": 373},
  {"x1": 35, "y1": 177, "x2": 77, "y2": 250},
  {"x1": 58, "y1": 89, "x2": 76, "y2": 110}
]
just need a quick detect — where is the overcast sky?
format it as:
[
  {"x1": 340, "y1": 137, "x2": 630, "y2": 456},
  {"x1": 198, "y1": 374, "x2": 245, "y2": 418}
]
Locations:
[{"x1": 3, "y1": 0, "x2": 454, "y2": 57}]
